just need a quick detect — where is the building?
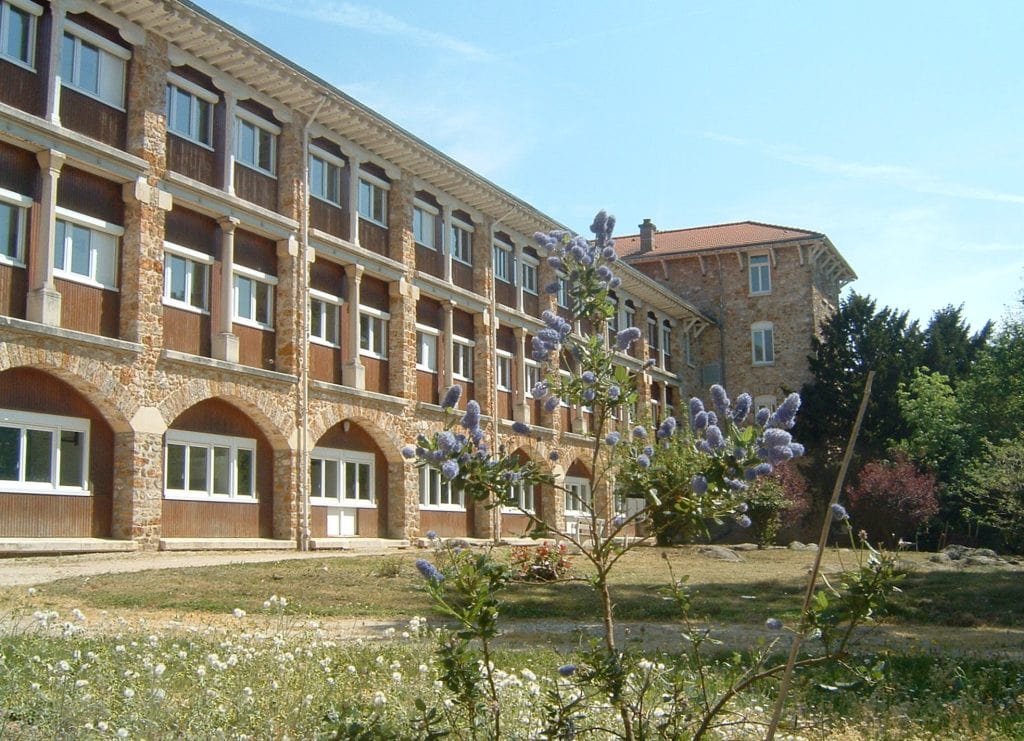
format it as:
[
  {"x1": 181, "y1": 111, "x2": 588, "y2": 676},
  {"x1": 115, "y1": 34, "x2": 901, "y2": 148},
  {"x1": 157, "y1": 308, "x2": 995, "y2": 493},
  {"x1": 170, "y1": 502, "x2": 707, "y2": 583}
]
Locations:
[
  {"x1": 0, "y1": 0, "x2": 722, "y2": 551},
  {"x1": 616, "y1": 219, "x2": 856, "y2": 412}
]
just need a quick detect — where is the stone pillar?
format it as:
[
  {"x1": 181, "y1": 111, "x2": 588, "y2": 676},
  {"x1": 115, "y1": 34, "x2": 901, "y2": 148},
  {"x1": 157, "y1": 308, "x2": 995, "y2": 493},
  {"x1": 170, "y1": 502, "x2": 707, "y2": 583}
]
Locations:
[
  {"x1": 473, "y1": 310, "x2": 494, "y2": 417},
  {"x1": 388, "y1": 176, "x2": 415, "y2": 266},
  {"x1": 478, "y1": 218, "x2": 495, "y2": 303},
  {"x1": 120, "y1": 179, "x2": 171, "y2": 346},
  {"x1": 273, "y1": 447, "x2": 299, "y2": 541},
  {"x1": 389, "y1": 460, "x2": 419, "y2": 539},
  {"x1": 512, "y1": 326, "x2": 530, "y2": 424},
  {"x1": 472, "y1": 497, "x2": 495, "y2": 540},
  {"x1": 594, "y1": 476, "x2": 615, "y2": 523},
  {"x1": 277, "y1": 118, "x2": 305, "y2": 222},
  {"x1": 275, "y1": 234, "x2": 300, "y2": 374},
  {"x1": 44, "y1": 0, "x2": 66, "y2": 125},
  {"x1": 514, "y1": 241, "x2": 525, "y2": 312},
  {"x1": 342, "y1": 264, "x2": 365, "y2": 388},
  {"x1": 26, "y1": 150, "x2": 65, "y2": 326},
  {"x1": 213, "y1": 217, "x2": 239, "y2": 362},
  {"x1": 222, "y1": 91, "x2": 237, "y2": 195},
  {"x1": 541, "y1": 464, "x2": 566, "y2": 534},
  {"x1": 346, "y1": 155, "x2": 364, "y2": 246},
  {"x1": 441, "y1": 203, "x2": 453, "y2": 282},
  {"x1": 113, "y1": 413, "x2": 167, "y2": 547},
  {"x1": 441, "y1": 300, "x2": 454, "y2": 391},
  {"x1": 388, "y1": 277, "x2": 419, "y2": 399}
]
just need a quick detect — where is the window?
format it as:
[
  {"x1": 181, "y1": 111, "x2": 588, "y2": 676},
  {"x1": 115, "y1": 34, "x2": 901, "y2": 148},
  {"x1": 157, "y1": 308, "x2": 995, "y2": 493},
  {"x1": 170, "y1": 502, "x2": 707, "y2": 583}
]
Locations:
[
  {"x1": 647, "y1": 313, "x2": 659, "y2": 351},
  {"x1": 0, "y1": 409, "x2": 88, "y2": 494},
  {"x1": 564, "y1": 476, "x2": 592, "y2": 515},
  {"x1": 357, "y1": 175, "x2": 388, "y2": 226},
  {"x1": 166, "y1": 75, "x2": 214, "y2": 147},
  {"x1": 235, "y1": 112, "x2": 277, "y2": 176},
  {"x1": 505, "y1": 481, "x2": 535, "y2": 513},
  {"x1": 61, "y1": 21, "x2": 128, "y2": 109},
  {"x1": 309, "y1": 289, "x2": 340, "y2": 346},
  {"x1": 451, "y1": 220, "x2": 472, "y2": 265},
  {"x1": 309, "y1": 148, "x2": 343, "y2": 206},
  {"x1": 0, "y1": 0, "x2": 39, "y2": 68},
  {"x1": 521, "y1": 257, "x2": 537, "y2": 295},
  {"x1": 754, "y1": 395, "x2": 777, "y2": 414},
  {"x1": 624, "y1": 300, "x2": 636, "y2": 333},
  {"x1": 493, "y1": 242, "x2": 512, "y2": 283},
  {"x1": 452, "y1": 336, "x2": 474, "y2": 381},
  {"x1": 359, "y1": 306, "x2": 388, "y2": 359},
  {"x1": 524, "y1": 360, "x2": 540, "y2": 398},
  {"x1": 164, "y1": 430, "x2": 255, "y2": 500},
  {"x1": 607, "y1": 294, "x2": 619, "y2": 344},
  {"x1": 496, "y1": 351, "x2": 512, "y2": 391},
  {"x1": 416, "y1": 325, "x2": 438, "y2": 372},
  {"x1": 0, "y1": 188, "x2": 30, "y2": 264},
  {"x1": 751, "y1": 322, "x2": 775, "y2": 365},
  {"x1": 233, "y1": 265, "x2": 276, "y2": 329},
  {"x1": 413, "y1": 203, "x2": 437, "y2": 249},
  {"x1": 310, "y1": 448, "x2": 374, "y2": 504},
  {"x1": 662, "y1": 320, "x2": 672, "y2": 370},
  {"x1": 749, "y1": 254, "x2": 771, "y2": 295},
  {"x1": 54, "y1": 208, "x2": 121, "y2": 289},
  {"x1": 555, "y1": 275, "x2": 569, "y2": 309},
  {"x1": 163, "y1": 243, "x2": 211, "y2": 312},
  {"x1": 419, "y1": 466, "x2": 464, "y2": 509}
]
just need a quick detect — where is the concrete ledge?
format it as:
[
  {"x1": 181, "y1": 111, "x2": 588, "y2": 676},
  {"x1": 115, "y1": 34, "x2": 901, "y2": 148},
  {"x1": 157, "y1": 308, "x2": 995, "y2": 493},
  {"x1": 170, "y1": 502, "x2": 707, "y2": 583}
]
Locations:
[
  {"x1": 308, "y1": 538, "x2": 409, "y2": 551},
  {"x1": 0, "y1": 538, "x2": 140, "y2": 556},
  {"x1": 158, "y1": 538, "x2": 297, "y2": 552}
]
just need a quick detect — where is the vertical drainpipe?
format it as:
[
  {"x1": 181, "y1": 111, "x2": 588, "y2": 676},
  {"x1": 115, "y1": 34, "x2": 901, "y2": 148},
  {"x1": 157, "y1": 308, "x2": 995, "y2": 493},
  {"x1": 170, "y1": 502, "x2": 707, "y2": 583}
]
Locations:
[{"x1": 298, "y1": 97, "x2": 327, "y2": 551}]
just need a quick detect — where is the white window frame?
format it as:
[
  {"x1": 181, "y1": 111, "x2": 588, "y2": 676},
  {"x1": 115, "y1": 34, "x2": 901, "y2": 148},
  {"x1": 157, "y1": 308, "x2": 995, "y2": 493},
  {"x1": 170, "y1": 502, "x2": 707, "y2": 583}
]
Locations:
[
  {"x1": 54, "y1": 206, "x2": 122, "y2": 290},
  {"x1": 162, "y1": 242, "x2": 211, "y2": 313},
  {"x1": 0, "y1": 0, "x2": 41, "y2": 69},
  {"x1": 413, "y1": 200, "x2": 438, "y2": 250},
  {"x1": 309, "y1": 447, "x2": 375, "y2": 507},
  {"x1": 754, "y1": 395, "x2": 777, "y2": 414},
  {"x1": 60, "y1": 20, "x2": 128, "y2": 110},
  {"x1": 0, "y1": 187, "x2": 31, "y2": 266},
  {"x1": 450, "y1": 218, "x2": 473, "y2": 265},
  {"x1": 415, "y1": 323, "x2": 439, "y2": 373},
  {"x1": 493, "y1": 241, "x2": 512, "y2": 284},
  {"x1": 749, "y1": 253, "x2": 771, "y2": 295},
  {"x1": 564, "y1": 476, "x2": 592, "y2": 516},
  {"x1": 419, "y1": 466, "x2": 464, "y2": 511},
  {"x1": 623, "y1": 301, "x2": 637, "y2": 334},
  {"x1": 165, "y1": 73, "x2": 215, "y2": 148},
  {"x1": 751, "y1": 321, "x2": 775, "y2": 365},
  {"x1": 452, "y1": 335, "x2": 475, "y2": 382},
  {"x1": 164, "y1": 430, "x2": 257, "y2": 502},
  {"x1": 235, "y1": 109, "x2": 279, "y2": 177},
  {"x1": 357, "y1": 173, "x2": 389, "y2": 227},
  {"x1": 309, "y1": 145, "x2": 344, "y2": 206},
  {"x1": 556, "y1": 275, "x2": 569, "y2": 309},
  {"x1": 503, "y1": 481, "x2": 535, "y2": 514},
  {"x1": 495, "y1": 350, "x2": 512, "y2": 392},
  {"x1": 232, "y1": 264, "x2": 277, "y2": 330},
  {"x1": 309, "y1": 288, "x2": 341, "y2": 347},
  {"x1": 661, "y1": 320, "x2": 672, "y2": 369},
  {"x1": 524, "y1": 359, "x2": 540, "y2": 399},
  {"x1": 358, "y1": 305, "x2": 389, "y2": 359},
  {"x1": 520, "y1": 255, "x2": 538, "y2": 295},
  {"x1": 0, "y1": 409, "x2": 90, "y2": 495}
]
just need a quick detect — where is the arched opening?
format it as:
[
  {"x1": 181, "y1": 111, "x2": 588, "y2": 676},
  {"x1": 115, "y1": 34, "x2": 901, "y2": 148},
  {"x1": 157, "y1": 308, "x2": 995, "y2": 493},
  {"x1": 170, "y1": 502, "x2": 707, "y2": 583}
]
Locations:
[
  {"x1": 310, "y1": 419, "x2": 389, "y2": 537},
  {"x1": 161, "y1": 398, "x2": 274, "y2": 538},
  {"x1": 563, "y1": 459, "x2": 593, "y2": 538},
  {"x1": 500, "y1": 448, "x2": 542, "y2": 538},
  {"x1": 0, "y1": 367, "x2": 115, "y2": 537}
]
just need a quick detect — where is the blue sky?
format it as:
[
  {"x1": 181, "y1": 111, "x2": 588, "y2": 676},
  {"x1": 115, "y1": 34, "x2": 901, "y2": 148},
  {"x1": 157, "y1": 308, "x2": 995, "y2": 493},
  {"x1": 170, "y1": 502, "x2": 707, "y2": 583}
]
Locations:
[{"x1": 197, "y1": 0, "x2": 1023, "y2": 332}]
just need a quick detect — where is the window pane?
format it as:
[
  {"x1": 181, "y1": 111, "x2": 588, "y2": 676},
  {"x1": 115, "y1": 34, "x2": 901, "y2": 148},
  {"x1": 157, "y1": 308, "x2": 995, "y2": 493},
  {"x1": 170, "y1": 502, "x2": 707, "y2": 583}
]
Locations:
[
  {"x1": 166, "y1": 443, "x2": 186, "y2": 489},
  {"x1": 359, "y1": 314, "x2": 371, "y2": 350},
  {"x1": 324, "y1": 304, "x2": 337, "y2": 343},
  {"x1": 60, "y1": 34, "x2": 74, "y2": 81},
  {"x1": 257, "y1": 128, "x2": 273, "y2": 172},
  {"x1": 25, "y1": 428, "x2": 53, "y2": 483},
  {"x1": 0, "y1": 202, "x2": 19, "y2": 258},
  {"x1": 345, "y1": 461, "x2": 357, "y2": 500},
  {"x1": 69, "y1": 224, "x2": 90, "y2": 277},
  {"x1": 78, "y1": 40, "x2": 100, "y2": 93},
  {"x1": 310, "y1": 458, "x2": 323, "y2": 497},
  {"x1": 170, "y1": 86, "x2": 191, "y2": 134},
  {"x1": 188, "y1": 445, "x2": 207, "y2": 491},
  {"x1": 188, "y1": 261, "x2": 207, "y2": 308},
  {"x1": 358, "y1": 462, "x2": 371, "y2": 501},
  {"x1": 254, "y1": 282, "x2": 271, "y2": 325},
  {"x1": 195, "y1": 98, "x2": 211, "y2": 144},
  {"x1": 5, "y1": 6, "x2": 31, "y2": 63},
  {"x1": 0, "y1": 426, "x2": 21, "y2": 481},
  {"x1": 235, "y1": 276, "x2": 253, "y2": 319},
  {"x1": 237, "y1": 120, "x2": 255, "y2": 164},
  {"x1": 166, "y1": 254, "x2": 186, "y2": 301},
  {"x1": 58, "y1": 430, "x2": 84, "y2": 487},
  {"x1": 324, "y1": 459, "x2": 338, "y2": 500},
  {"x1": 236, "y1": 448, "x2": 254, "y2": 497},
  {"x1": 212, "y1": 446, "x2": 230, "y2": 495},
  {"x1": 764, "y1": 330, "x2": 774, "y2": 361},
  {"x1": 310, "y1": 300, "x2": 324, "y2": 337}
]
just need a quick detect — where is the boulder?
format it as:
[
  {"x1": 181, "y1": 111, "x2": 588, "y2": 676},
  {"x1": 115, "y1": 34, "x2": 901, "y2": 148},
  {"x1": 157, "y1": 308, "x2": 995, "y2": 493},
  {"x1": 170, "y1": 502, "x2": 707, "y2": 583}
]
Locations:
[{"x1": 697, "y1": 545, "x2": 745, "y2": 562}]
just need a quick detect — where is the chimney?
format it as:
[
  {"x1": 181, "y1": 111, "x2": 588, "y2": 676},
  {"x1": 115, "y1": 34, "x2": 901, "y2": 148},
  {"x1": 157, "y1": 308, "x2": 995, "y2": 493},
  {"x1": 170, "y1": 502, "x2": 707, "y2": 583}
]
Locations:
[{"x1": 639, "y1": 218, "x2": 656, "y2": 253}]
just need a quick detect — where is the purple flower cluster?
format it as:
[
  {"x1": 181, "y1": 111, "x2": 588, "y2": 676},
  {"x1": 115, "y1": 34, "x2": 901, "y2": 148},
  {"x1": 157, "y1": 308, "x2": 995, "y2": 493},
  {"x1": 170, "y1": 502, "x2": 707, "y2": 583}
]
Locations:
[{"x1": 415, "y1": 558, "x2": 444, "y2": 583}]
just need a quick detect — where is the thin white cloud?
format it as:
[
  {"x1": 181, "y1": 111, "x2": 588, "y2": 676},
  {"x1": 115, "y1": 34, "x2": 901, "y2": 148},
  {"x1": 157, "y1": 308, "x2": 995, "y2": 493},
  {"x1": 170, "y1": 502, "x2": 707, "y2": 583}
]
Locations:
[
  {"x1": 702, "y1": 132, "x2": 1024, "y2": 206},
  {"x1": 224, "y1": 0, "x2": 491, "y2": 61}
]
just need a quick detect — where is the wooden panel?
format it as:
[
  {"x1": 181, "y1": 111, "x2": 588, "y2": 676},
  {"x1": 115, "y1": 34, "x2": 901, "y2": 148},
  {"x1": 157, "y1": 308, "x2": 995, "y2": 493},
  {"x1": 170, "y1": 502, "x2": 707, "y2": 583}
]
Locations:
[
  {"x1": 532, "y1": 399, "x2": 543, "y2": 426},
  {"x1": 310, "y1": 342, "x2": 342, "y2": 384},
  {"x1": 454, "y1": 378, "x2": 474, "y2": 403},
  {"x1": 166, "y1": 207, "x2": 218, "y2": 253},
  {"x1": 452, "y1": 261, "x2": 474, "y2": 293},
  {"x1": 497, "y1": 390, "x2": 513, "y2": 421},
  {"x1": 417, "y1": 370, "x2": 439, "y2": 405},
  {"x1": 310, "y1": 198, "x2": 349, "y2": 240},
  {"x1": 358, "y1": 220, "x2": 388, "y2": 256},
  {"x1": 420, "y1": 509, "x2": 473, "y2": 538},
  {"x1": 500, "y1": 512, "x2": 533, "y2": 538},
  {"x1": 163, "y1": 305, "x2": 211, "y2": 357},
  {"x1": 567, "y1": 460, "x2": 590, "y2": 478},
  {"x1": 167, "y1": 135, "x2": 218, "y2": 187},
  {"x1": 0, "y1": 141, "x2": 37, "y2": 195},
  {"x1": 523, "y1": 292, "x2": 540, "y2": 318},
  {"x1": 57, "y1": 167, "x2": 123, "y2": 225},
  {"x1": 495, "y1": 280, "x2": 516, "y2": 308},
  {"x1": 452, "y1": 308, "x2": 474, "y2": 338},
  {"x1": 0, "y1": 263, "x2": 27, "y2": 318},
  {"x1": 496, "y1": 327, "x2": 515, "y2": 353},
  {"x1": 362, "y1": 355, "x2": 389, "y2": 395},
  {"x1": 357, "y1": 507, "x2": 379, "y2": 537},
  {"x1": 234, "y1": 165, "x2": 277, "y2": 211},
  {"x1": 235, "y1": 323, "x2": 276, "y2": 370},
  {"x1": 360, "y1": 275, "x2": 389, "y2": 312},
  {"x1": 56, "y1": 278, "x2": 119, "y2": 338},
  {"x1": 310, "y1": 256, "x2": 345, "y2": 295},
  {"x1": 235, "y1": 229, "x2": 276, "y2": 276},
  {"x1": 59, "y1": 88, "x2": 126, "y2": 150},
  {"x1": 162, "y1": 499, "x2": 262, "y2": 538},
  {"x1": 416, "y1": 244, "x2": 442, "y2": 278},
  {"x1": 0, "y1": 59, "x2": 43, "y2": 116},
  {"x1": 0, "y1": 493, "x2": 104, "y2": 537},
  {"x1": 310, "y1": 505, "x2": 327, "y2": 537},
  {"x1": 416, "y1": 297, "x2": 442, "y2": 327}
]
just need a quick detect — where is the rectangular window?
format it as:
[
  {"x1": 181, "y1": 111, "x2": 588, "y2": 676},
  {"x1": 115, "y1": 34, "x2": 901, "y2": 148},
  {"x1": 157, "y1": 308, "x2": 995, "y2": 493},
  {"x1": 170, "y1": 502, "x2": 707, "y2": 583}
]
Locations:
[
  {"x1": 0, "y1": 409, "x2": 89, "y2": 494},
  {"x1": 662, "y1": 321, "x2": 672, "y2": 370},
  {"x1": 452, "y1": 337, "x2": 474, "y2": 381},
  {"x1": 164, "y1": 430, "x2": 256, "y2": 500},
  {"x1": 309, "y1": 149, "x2": 343, "y2": 206},
  {"x1": 235, "y1": 113, "x2": 278, "y2": 176},
  {"x1": 505, "y1": 482, "x2": 535, "y2": 513},
  {"x1": 493, "y1": 242, "x2": 512, "y2": 283},
  {"x1": 647, "y1": 315, "x2": 659, "y2": 350},
  {"x1": 0, "y1": 0, "x2": 39, "y2": 68},
  {"x1": 419, "y1": 466, "x2": 464, "y2": 509},
  {"x1": 165, "y1": 76, "x2": 214, "y2": 147},
  {"x1": 752, "y1": 323, "x2": 775, "y2": 365},
  {"x1": 749, "y1": 254, "x2": 771, "y2": 295},
  {"x1": 556, "y1": 275, "x2": 569, "y2": 309},
  {"x1": 359, "y1": 307, "x2": 388, "y2": 359},
  {"x1": 0, "y1": 189, "x2": 30, "y2": 264},
  {"x1": 413, "y1": 203, "x2": 437, "y2": 249},
  {"x1": 521, "y1": 258, "x2": 538, "y2": 295},
  {"x1": 163, "y1": 243, "x2": 211, "y2": 312},
  {"x1": 564, "y1": 477, "x2": 592, "y2": 515},
  {"x1": 357, "y1": 176, "x2": 388, "y2": 226},
  {"x1": 309, "y1": 289, "x2": 340, "y2": 346},
  {"x1": 451, "y1": 221, "x2": 472, "y2": 265},
  {"x1": 61, "y1": 21, "x2": 127, "y2": 109},
  {"x1": 54, "y1": 209, "x2": 121, "y2": 289},
  {"x1": 233, "y1": 266, "x2": 276, "y2": 329},
  {"x1": 496, "y1": 351, "x2": 512, "y2": 391},
  {"x1": 416, "y1": 325, "x2": 438, "y2": 372},
  {"x1": 310, "y1": 448, "x2": 375, "y2": 504}
]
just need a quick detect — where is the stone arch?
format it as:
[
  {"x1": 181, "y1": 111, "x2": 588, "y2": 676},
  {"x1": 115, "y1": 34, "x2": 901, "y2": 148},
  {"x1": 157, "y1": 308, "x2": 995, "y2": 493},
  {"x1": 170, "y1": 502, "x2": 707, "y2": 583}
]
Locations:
[
  {"x1": 500, "y1": 446, "x2": 549, "y2": 538},
  {"x1": 307, "y1": 404, "x2": 404, "y2": 466}
]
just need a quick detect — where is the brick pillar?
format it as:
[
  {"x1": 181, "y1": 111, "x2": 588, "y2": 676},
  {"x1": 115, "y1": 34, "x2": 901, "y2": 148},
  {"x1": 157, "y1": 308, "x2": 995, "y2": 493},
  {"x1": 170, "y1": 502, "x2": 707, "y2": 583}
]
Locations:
[
  {"x1": 477, "y1": 217, "x2": 495, "y2": 303},
  {"x1": 472, "y1": 497, "x2": 496, "y2": 540},
  {"x1": 273, "y1": 447, "x2": 299, "y2": 541},
  {"x1": 388, "y1": 176, "x2": 415, "y2": 265},
  {"x1": 388, "y1": 277, "x2": 419, "y2": 399},
  {"x1": 541, "y1": 463, "x2": 566, "y2": 534},
  {"x1": 26, "y1": 150, "x2": 65, "y2": 326},
  {"x1": 275, "y1": 235, "x2": 300, "y2": 375},
  {"x1": 389, "y1": 460, "x2": 419, "y2": 539},
  {"x1": 112, "y1": 424, "x2": 165, "y2": 547},
  {"x1": 277, "y1": 117, "x2": 304, "y2": 222}
]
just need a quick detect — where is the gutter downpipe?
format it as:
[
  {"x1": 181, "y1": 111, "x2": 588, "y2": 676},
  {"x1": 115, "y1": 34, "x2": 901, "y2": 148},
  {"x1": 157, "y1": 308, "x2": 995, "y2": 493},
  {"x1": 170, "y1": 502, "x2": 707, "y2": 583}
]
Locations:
[{"x1": 298, "y1": 96, "x2": 327, "y2": 551}]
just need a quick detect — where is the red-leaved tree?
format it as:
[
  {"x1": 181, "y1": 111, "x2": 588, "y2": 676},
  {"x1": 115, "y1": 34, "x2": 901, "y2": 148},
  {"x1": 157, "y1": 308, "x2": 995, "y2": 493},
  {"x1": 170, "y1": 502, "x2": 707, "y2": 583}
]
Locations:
[{"x1": 846, "y1": 455, "x2": 939, "y2": 547}]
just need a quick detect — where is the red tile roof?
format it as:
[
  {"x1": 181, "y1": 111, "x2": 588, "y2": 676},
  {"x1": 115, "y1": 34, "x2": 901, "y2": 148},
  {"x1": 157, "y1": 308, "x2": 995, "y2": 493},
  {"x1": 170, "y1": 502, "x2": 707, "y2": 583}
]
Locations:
[{"x1": 615, "y1": 221, "x2": 823, "y2": 260}]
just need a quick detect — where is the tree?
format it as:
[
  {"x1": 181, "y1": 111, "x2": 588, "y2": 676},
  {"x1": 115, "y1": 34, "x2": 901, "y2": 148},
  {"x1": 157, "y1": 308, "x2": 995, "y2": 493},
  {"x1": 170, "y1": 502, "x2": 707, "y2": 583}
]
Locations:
[
  {"x1": 846, "y1": 455, "x2": 939, "y2": 547},
  {"x1": 921, "y1": 304, "x2": 991, "y2": 384},
  {"x1": 895, "y1": 368, "x2": 967, "y2": 480},
  {"x1": 961, "y1": 434, "x2": 1024, "y2": 553},
  {"x1": 957, "y1": 313, "x2": 1024, "y2": 447}
]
